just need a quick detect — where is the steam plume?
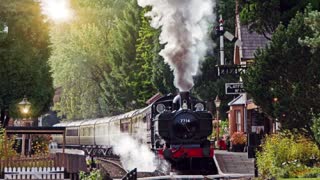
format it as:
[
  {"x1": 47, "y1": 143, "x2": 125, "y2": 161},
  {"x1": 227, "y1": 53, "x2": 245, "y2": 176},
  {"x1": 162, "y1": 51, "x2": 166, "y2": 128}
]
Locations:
[
  {"x1": 138, "y1": 0, "x2": 215, "y2": 91},
  {"x1": 109, "y1": 126, "x2": 169, "y2": 172},
  {"x1": 111, "y1": 134, "x2": 157, "y2": 172}
]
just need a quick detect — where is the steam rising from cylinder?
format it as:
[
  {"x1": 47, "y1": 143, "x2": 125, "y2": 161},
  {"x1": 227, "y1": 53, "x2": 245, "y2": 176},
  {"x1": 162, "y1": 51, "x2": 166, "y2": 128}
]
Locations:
[{"x1": 137, "y1": 0, "x2": 215, "y2": 91}]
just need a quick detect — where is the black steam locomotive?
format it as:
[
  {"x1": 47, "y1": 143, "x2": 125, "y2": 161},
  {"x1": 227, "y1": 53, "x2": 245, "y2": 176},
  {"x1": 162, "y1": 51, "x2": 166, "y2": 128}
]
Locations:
[
  {"x1": 151, "y1": 91, "x2": 215, "y2": 173},
  {"x1": 53, "y1": 91, "x2": 215, "y2": 174}
]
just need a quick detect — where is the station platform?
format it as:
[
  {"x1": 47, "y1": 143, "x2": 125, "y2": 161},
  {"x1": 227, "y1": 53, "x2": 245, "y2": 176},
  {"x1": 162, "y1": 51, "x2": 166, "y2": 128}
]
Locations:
[{"x1": 214, "y1": 150, "x2": 254, "y2": 177}]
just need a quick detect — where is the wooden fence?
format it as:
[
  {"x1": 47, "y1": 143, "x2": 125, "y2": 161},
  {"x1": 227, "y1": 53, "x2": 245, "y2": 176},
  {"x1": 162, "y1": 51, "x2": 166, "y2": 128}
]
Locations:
[
  {"x1": 0, "y1": 155, "x2": 57, "y2": 179},
  {"x1": 0, "y1": 155, "x2": 55, "y2": 169},
  {"x1": 0, "y1": 153, "x2": 86, "y2": 180},
  {"x1": 4, "y1": 167, "x2": 65, "y2": 180}
]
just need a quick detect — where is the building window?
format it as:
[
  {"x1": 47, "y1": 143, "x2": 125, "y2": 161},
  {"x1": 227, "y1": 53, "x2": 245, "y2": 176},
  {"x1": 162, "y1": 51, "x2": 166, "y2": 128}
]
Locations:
[{"x1": 236, "y1": 110, "x2": 241, "y2": 131}]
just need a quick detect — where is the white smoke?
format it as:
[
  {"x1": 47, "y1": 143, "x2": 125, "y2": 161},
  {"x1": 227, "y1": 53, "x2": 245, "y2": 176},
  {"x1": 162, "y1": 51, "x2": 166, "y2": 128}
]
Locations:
[
  {"x1": 110, "y1": 133, "x2": 157, "y2": 172},
  {"x1": 138, "y1": 0, "x2": 215, "y2": 91},
  {"x1": 109, "y1": 124, "x2": 169, "y2": 173}
]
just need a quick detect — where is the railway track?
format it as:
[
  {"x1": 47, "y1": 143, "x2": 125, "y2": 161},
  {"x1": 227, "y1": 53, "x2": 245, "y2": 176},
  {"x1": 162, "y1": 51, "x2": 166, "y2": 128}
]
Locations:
[
  {"x1": 97, "y1": 157, "x2": 128, "y2": 179},
  {"x1": 97, "y1": 157, "x2": 167, "y2": 179},
  {"x1": 97, "y1": 157, "x2": 253, "y2": 179}
]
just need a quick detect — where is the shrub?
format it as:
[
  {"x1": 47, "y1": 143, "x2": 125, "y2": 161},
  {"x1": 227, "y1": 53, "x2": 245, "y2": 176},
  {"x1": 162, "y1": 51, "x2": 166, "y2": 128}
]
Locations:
[
  {"x1": 0, "y1": 128, "x2": 17, "y2": 159},
  {"x1": 230, "y1": 132, "x2": 247, "y2": 145},
  {"x1": 312, "y1": 114, "x2": 320, "y2": 146},
  {"x1": 80, "y1": 169, "x2": 102, "y2": 180},
  {"x1": 256, "y1": 131, "x2": 320, "y2": 179},
  {"x1": 31, "y1": 135, "x2": 50, "y2": 155}
]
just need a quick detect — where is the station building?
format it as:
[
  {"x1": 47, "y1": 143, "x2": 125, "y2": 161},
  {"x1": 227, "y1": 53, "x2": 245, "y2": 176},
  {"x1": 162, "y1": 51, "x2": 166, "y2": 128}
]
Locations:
[{"x1": 227, "y1": 7, "x2": 276, "y2": 138}]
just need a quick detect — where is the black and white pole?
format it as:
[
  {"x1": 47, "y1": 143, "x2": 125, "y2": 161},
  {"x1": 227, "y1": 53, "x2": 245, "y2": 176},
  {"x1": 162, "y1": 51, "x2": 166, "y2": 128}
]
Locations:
[{"x1": 219, "y1": 15, "x2": 224, "y2": 66}]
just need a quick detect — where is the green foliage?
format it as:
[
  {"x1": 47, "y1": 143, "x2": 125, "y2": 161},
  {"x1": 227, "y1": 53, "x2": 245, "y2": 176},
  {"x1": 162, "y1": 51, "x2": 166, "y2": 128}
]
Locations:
[
  {"x1": 239, "y1": 0, "x2": 320, "y2": 36},
  {"x1": 49, "y1": 0, "x2": 128, "y2": 118},
  {"x1": 101, "y1": 0, "x2": 142, "y2": 111},
  {"x1": 242, "y1": 9, "x2": 320, "y2": 140},
  {"x1": 0, "y1": 0, "x2": 53, "y2": 118},
  {"x1": 211, "y1": 120, "x2": 229, "y2": 140},
  {"x1": 302, "y1": 10, "x2": 320, "y2": 50},
  {"x1": 50, "y1": 22, "x2": 110, "y2": 119},
  {"x1": 311, "y1": 114, "x2": 320, "y2": 146},
  {"x1": 49, "y1": 0, "x2": 239, "y2": 119},
  {"x1": 80, "y1": 169, "x2": 102, "y2": 180},
  {"x1": 150, "y1": 36, "x2": 175, "y2": 95},
  {"x1": 256, "y1": 132, "x2": 320, "y2": 179},
  {"x1": 132, "y1": 8, "x2": 159, "y2": 106},
  {"x1": 220, "y1": 120, "x2": 229, "y2": 137},
  {"x1": 50, "y1": 0, "x2": 161, "y2": 118},
  {"x1": 0, "y1": 128, "x2": 17, "y2": 159}
]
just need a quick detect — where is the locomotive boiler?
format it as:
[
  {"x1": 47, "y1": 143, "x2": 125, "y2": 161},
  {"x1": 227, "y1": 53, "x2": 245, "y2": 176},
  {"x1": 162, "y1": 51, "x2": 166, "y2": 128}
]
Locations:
[{"x1": 152, "y1": 91, "x2": 215, "y2": 173}]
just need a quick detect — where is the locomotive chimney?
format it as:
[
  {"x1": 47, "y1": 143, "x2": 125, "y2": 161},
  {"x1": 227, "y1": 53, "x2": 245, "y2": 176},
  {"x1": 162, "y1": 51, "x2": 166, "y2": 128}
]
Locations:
[
  {"x1": 179, "y1": 91, "x2": 191, "y2": 110},
  {"x1": 173, "y1": 91, "x2": 191, "y2": 110}
]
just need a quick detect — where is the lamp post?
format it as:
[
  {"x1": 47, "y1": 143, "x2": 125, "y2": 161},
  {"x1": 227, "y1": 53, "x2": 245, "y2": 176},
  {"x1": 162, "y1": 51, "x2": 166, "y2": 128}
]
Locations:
[
  {"x1": 18, "y1": 96, "x2": 31, "y2": 115},
  {"x1": 214, "y1": 95, "x2": 221, "y2": 144},
  {"x1": 18, "y1": 96, "x2": 31, "y2": 156}
]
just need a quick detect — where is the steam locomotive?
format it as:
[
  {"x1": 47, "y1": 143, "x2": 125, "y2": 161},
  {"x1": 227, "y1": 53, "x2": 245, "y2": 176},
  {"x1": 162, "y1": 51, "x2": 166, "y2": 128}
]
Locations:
[
  {"x1": 152, "y1": 91, "x2": 214, "y2": 173},
  {"x1": 53, "y1": 91, "x2": 214, "y2": 173}
]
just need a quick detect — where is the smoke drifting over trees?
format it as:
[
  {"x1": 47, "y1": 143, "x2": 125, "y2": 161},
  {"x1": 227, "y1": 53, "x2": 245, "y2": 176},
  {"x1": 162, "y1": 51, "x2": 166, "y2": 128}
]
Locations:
[{"x1": 138, "y1": 0, "x2": 215, "y2": 91}]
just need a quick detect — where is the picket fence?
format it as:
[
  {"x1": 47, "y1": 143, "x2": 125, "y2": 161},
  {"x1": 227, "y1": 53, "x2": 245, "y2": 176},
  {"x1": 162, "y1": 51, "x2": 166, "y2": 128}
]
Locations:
[{"x1": 4, "y1": 167, "x2": 65, "y2": 180}]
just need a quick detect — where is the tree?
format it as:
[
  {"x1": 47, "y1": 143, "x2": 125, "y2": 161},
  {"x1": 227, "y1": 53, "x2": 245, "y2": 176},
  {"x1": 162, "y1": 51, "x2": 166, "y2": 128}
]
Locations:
[
  {"x1": 302, "y1": 10, "x2": 320, "y2": 50},
  {"x1": 0, "y1": 0, "x2": 53, "y2": 119},
  {"x1": 132, "y1": 8, "x2": 159, "y2": 106},
  {"x1": 151, "y1": 35, "x2": 176, "y2": 95},
  {"x1": 49, "y1": 23, "x2": 110, "y2": 119},
  {"x1": 100, "y1": 0, "x2": 141, "y2": 112},
  {"x1": 311, "y1": 115, "x2": 320, "y2": 146},
  {"x1": 49, "y1": 0, "x2": 125, "y2": 119},
  {"x1": 242, "y1": 9, "x2": 320, "y2": 142},
  {"x1": 238, "y1": 0, "x2": 320, "y2": 38},
  {"x1": 303, "y1": 10, "x2": 320, "y2": 146}
]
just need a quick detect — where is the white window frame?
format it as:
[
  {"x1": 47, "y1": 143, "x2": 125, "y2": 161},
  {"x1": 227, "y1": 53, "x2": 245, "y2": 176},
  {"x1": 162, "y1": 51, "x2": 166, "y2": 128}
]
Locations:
[{"x1": 236, "y1": 110, "x2": 241, "y2": 131}]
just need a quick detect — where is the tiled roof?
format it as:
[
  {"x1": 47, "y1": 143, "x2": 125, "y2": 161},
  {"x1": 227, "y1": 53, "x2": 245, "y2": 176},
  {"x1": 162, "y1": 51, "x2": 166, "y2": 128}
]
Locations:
[
  {"x1": 146, "y1": 92, "x2": 162, "y2": 105},
  {"x1": 228, "y1": 94, "x2": 246, "y2": 106},
  {"x1": 240, "y1": 25, "x2": 270, "y2": 60}
]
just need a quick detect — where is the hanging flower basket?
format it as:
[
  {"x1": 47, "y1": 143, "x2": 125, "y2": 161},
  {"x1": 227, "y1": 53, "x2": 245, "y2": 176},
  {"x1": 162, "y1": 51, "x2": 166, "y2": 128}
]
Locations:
[{"x1": 230, "y1": 132, "x2": 247, "y2": 152}]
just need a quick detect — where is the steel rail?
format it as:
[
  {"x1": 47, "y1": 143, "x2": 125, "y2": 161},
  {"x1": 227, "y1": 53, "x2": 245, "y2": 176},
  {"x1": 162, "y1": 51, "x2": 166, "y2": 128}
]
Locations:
[{"x1": 97, "y1": 157, "x2": 128, "y2": 174}]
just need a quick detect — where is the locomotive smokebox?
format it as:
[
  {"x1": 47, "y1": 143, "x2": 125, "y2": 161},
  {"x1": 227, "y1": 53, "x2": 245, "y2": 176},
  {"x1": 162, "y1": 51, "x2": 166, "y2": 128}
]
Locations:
[{"x1": 173, "y1": 91, "x2": 191, "y2": 110}]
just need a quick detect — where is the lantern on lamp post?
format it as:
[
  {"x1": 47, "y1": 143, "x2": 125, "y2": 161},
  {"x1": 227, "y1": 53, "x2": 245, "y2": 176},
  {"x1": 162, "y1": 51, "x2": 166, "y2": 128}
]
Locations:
[
  {"x1": 18, "y1": 96, "x2": 31, "y2": 156},
  {"x1": 214, "y1": 95, "x2": 221, "y2": 142},
  {"x1": 18, "y1": 96, "x2": 31, "y2": 116}
]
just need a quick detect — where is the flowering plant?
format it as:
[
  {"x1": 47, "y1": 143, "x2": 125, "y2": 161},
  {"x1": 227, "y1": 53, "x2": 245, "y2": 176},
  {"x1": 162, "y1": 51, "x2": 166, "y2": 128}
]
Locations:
[{"x1": 230, "y1": 132, "x2": 247, "y2": 145}]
